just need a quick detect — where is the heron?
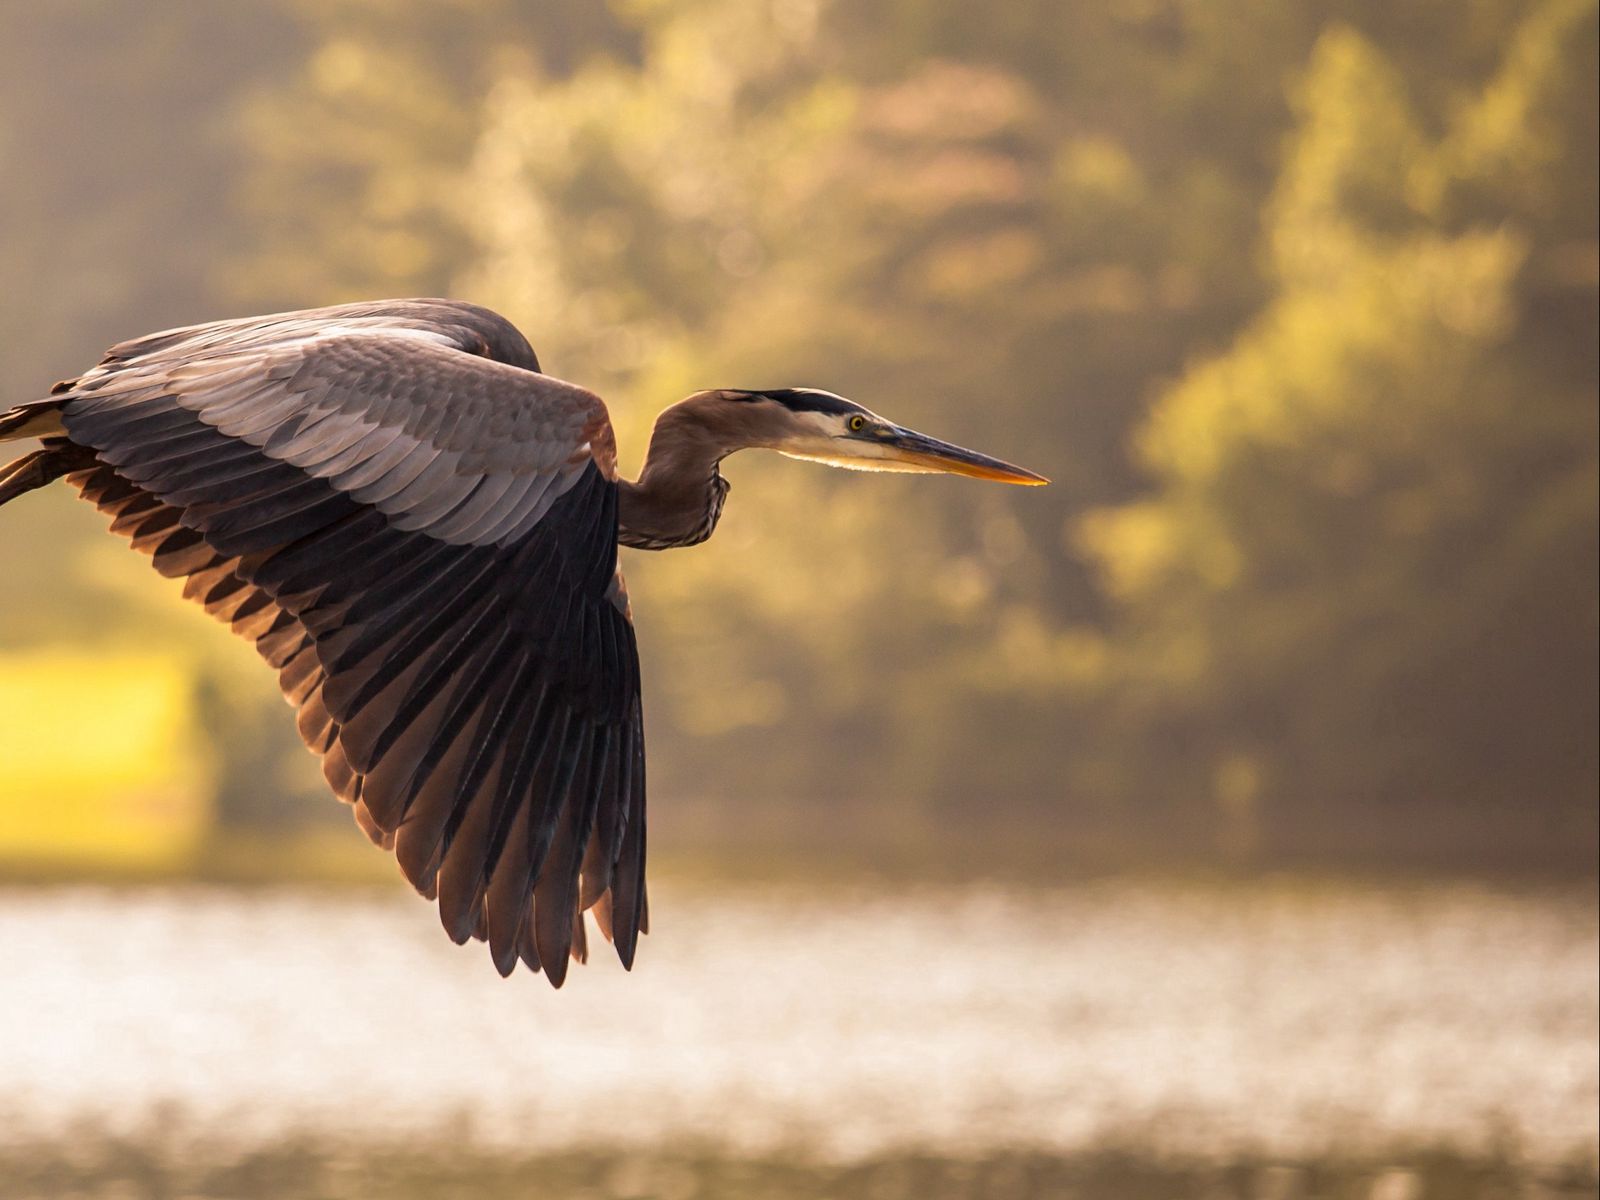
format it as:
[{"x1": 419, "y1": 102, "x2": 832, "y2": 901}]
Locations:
[{"x1": 0, "y1": 298, "x2": 1046, "y2": 986}]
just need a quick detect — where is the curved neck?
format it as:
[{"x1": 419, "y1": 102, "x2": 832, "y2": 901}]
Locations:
[{"x1": 617, "y1": 410, "x2": 732, "y2": 551}]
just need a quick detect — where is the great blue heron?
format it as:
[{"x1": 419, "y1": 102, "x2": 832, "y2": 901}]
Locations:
[{"x1": 0, "y1": 299, "x2": 1045, "y2": 985}]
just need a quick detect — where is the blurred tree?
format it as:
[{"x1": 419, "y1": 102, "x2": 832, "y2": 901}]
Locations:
[
  {"x1": 226, "y1": 0, "x2": 1597, "y2": 860},
  {"x1": 1, "y1": 0, "x2": 1591, "y2": 867},
  {"x1": 229, "y1": 0, "x2": 1329, "y2": 832},
  {"x1": 0, "y1": 4, "x2": 330, "y2": 833},
  {"x1": 0, "y1": 2, "x2": 298, "y2": 647},
  {"x1": 232, "y1": 0, "x2": 638, "y2": 308},
  {"x1": 1080, "y1": 6, "x2": 1599, "y2": 861}
]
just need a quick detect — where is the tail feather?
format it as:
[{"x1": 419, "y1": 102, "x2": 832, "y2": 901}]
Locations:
[{"x1": 0, "y1": 400, "x2": 68, "y2": 443}]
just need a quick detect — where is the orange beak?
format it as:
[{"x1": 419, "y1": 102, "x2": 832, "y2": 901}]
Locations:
[{"x1": 875, "y1": 425, "x2": 1049, "y2": 485}]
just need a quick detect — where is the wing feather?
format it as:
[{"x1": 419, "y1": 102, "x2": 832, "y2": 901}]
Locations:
[
  {"x1": 435, "y1": 653, "x2": 533, "y2": 942},
  {"x1": 51, "y1": 300, "x2": 645, "y2": 984},
  {"x1": 344, "y1": 439, "x2": 443, "y2": 505},
  {"x1": 532, "y1": 722, "x2": 599, "y2": 986},
  {"x1": 395, "y1": 631, "x2": 524, "y2": 896},
  {"x1": 481, "y1": 681, "x2": 560, "y2": 974}
]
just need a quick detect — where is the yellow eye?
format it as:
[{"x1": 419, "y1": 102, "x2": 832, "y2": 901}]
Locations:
[{"x1": 847, "y1": 414, "x2": 867, "y2": 433}]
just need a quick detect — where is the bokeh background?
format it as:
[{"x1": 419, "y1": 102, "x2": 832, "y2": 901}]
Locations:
[{"x1": 0, "y1": 3, "x2": 1595, "y2": 1198}]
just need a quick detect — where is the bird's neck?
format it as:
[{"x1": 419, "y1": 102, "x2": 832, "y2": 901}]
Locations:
[{"x1": 617, "y1": 419, "x2": 731, "y2": 551}]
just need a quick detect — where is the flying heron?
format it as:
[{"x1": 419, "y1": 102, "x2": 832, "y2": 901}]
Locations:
[{"x1": 0, "y1": 299, "x2": 1046, "y2": 986}]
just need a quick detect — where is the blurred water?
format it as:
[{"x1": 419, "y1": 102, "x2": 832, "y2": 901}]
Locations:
[{"x1": 0, "y1": 877, "x2": 1593, "y2": 1171}]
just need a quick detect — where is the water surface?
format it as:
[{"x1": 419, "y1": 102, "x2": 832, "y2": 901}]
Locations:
[{"x1": 0, "y1": 877, "x2": 1593, "y2": 1183}]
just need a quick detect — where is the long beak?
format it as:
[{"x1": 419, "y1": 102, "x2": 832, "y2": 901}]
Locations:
[{"x1": 874, "y1": 425, "x2": 1049, "y2": 486}]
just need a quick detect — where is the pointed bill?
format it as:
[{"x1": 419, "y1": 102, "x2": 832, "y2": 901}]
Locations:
[{"x1": 876, "y1": 425, "x2": 1049, "y2": 485}]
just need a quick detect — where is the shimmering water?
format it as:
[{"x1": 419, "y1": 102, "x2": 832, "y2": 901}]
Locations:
[{"x1": 0, "y1": 877, "x2": 1594, "y2": 1193}]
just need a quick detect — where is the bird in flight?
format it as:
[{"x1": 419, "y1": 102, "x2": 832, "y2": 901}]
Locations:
[{"x1": 0, "y1": 299, "x2": 1046, "y2": 985}]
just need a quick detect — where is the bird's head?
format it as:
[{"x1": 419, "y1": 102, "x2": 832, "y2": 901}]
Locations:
[{"x1": 690, "y1": 388, "x2": 1048, "y2": 486}]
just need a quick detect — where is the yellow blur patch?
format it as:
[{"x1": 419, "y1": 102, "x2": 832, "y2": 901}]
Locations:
[{"x1": 0, "y1": 650, "x2": 212, "y2": 871}]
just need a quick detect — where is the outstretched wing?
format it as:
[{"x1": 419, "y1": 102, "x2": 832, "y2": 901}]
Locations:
[{"x1": 53, "y1": 299, "x2": 645, "y2": 985}]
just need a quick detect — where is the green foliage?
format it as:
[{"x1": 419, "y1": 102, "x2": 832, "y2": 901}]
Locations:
[
  {"x1": 1, "y1": 1, "x2": 1593, "y2": 866},
  {"x1": 229, "y1": 0, "x2": 1313, "y2": 822},
  {"x1": 1081, "y1": 9, "x2": 1598, "y2": 855}
]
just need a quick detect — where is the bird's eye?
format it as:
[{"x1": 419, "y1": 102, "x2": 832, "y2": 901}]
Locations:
[{"x1": 847, "y1": 415, "x2": 868, "y2": 433}]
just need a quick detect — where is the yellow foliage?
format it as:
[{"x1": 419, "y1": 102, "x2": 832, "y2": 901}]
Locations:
[
  {"x1": 1055, "y1": 136, "x2": 1146, "y2": 206},
  {"x1": 0, "y1": 650, "x2": 212, "y2": 869},
  {"x1": 1440, "y1": 0, "x2": 1598, "y2": 210},
  {"x1": 1134, "y1": 230, "x2": 1523, "y2": 485}
]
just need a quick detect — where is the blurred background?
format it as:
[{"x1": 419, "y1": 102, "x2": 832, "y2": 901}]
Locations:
[{"x1": 0, "y1": 2, "x2": 1595, "y2": 1198}]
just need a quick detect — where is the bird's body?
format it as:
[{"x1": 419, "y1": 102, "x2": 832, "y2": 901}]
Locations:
[{"x1": 0, "y1": 298, "x2": 1044, "y2": 986}]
